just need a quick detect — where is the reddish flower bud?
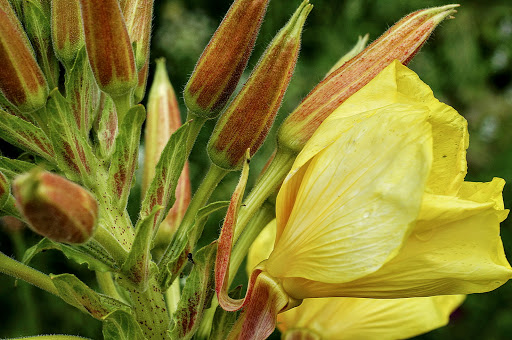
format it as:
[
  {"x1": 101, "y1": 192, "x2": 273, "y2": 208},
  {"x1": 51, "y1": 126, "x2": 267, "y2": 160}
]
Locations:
[
  {"x1": 121, "y1": 0, "x2": 154, "y2": 71},
  {"x1": 278, "y1": 5, "x2": 459, "y2": 152},
  {"x1": 0, "y1": 6, "x2": 48, "y2": 112},
  {"x1": 207, "y1": 1, "x2": 312, "y2": 170},
  {"x1": 143, "y1": 59, "x2": 191, "y2": 240},
  {"x1": 13, "y1": 170, "x2": 98, "y2": 244},
  {"x1": 79, "y1": 0, "x2": 137, "y2": 97},
  {"x1": 183, "y1": 0, "x2": 270, "y2": 118},
  {"x1": 51, "y1": 0, "x2": 85, "y2": 68}
]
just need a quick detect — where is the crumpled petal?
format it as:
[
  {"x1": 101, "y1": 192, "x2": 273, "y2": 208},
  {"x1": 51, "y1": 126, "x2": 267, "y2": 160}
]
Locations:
[
  {"x1": 277, "y1": 295, "x2": 465, "y2": 340},
  {"x1": 280, "y1": 179, "x2": 511, "y2": 299},
  {"x1": 268, "y1": 105, "x2": 433, "y2": 285}
]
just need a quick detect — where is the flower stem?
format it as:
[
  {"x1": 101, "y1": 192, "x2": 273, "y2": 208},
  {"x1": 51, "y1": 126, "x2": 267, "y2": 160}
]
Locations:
[
  {"x1": 0, "y1": 251, "x2": 58, "y2": 296},
  {"x1": 234, "y1": 146, "x2": 296, "y2": 242},
  {"x1": 96, "y1": 271, "x2": 124, "y2": 302},
  {"x1": 186, "y1": 110, "x2": 207, "y2": 155}
]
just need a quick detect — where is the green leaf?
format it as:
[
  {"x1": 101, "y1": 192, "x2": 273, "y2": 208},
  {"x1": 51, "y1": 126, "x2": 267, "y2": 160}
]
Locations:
[
  {"x1": 139, "y1": 122, "x2": 190, "y2": 234},
  {"x1": 46, "y1": 89, "x2": 99, "y2": 185},
  {"x1": 121, "y1": 205, "x2": 161, "y2": 289},
  {"x1": 209, "y1": 286, "x2": 243, "y2": 340},
  {"x1": 0, "y1": 157, "x2": 37, "y2": 179},
  {"x1": 0, "y1": 109, "x2": 54, "y2": 162},
  {"x1": 170, "y1": 243, "x2": 217, "y2": 340},
  {"x1": 107, "y1": 105, "x2": 145, "y2": 211},
  {"x1": 158, "y1": 201, "x2": 229, "y2": 290},
  {"x1": 51, "y1": 273, "x2": 130, "y2": 320},
  {"x1": 92, "y1": 94, "x2": 118, "y2": 161},
  {"x1": 23, "y1": 238, "x2": 118, "y2": 273},
  {"x1": 102, "y1": 309, "x2": 145, "y2": 340}
]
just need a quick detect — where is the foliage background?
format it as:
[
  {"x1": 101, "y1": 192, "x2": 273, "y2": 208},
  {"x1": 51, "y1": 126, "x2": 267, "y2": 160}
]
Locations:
[{"x1": 1, "y1": 0, "x2": 512, "y2": 338}]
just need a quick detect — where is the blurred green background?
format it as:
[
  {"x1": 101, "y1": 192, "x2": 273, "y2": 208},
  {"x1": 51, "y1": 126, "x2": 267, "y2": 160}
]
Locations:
[{"x1": 1, "y1": 0, "x2": 512, "y2": 338}]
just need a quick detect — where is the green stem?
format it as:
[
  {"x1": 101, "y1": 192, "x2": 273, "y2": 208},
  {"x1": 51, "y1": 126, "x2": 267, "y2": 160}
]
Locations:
[
  {"x1": 96, "y1": 271, "x2": 124, "y2": 302},
  {"x1": 186, "y1": 110, "x2": 207, "y2": 156},
  {"x1": 165, "y1": 278, "x2": 181, "y2": 317},
  {"x1": 0, "y1": 251, "x2": 58, "y2": 296},
  {"x1": 127, "y1": 276, "x2": 170, "y2": 339},
  {"x1": 158, "y1": 163, "x2": 228, "y2": 286},
  {"x1": 234, "y1": 146, "x2": 296, "y2": 242},
  {"x1": 112, "y1": 91, "x2": 133, "y2": 124},
  {"x1": 93, "y1": 226, "x2": 129, "y2": 265}
]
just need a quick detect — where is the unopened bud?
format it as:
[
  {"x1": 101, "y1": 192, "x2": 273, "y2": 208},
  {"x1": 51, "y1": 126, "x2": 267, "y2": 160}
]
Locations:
[
  {"x1": 208, "y1": 1, "x2": 312, "y2": 170},
  {"x1": 79, "y1": 0, "x2": 137, "y2": 97},
  {"x1": 143, "y1": 59, "x2": 191, "y2": 241},
  {"x1": 184, "y1": 0, "x2": 270, "y2": 118},
  {"x1": 51, "y1": 0, "x2": 85, "y2": 68},
  {"x1": 278, "y1": 5, "x2": 459, "y2": 152},
  {"x1": 121, "y1": 0, "x2": 154, "y2": 71},
  {"x1": 0, "y1": 6, "x2": 48, "y2": 112},
  {"x1": 13, "y1": 170, "x2": 98, "y2": 244}
]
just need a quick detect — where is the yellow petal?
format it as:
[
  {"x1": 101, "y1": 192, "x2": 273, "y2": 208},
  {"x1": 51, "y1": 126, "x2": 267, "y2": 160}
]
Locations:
[
  {"x1": 457, "y1": 177, "x2": 505, "y2": 210},
  {"x1": 277, "y1": 295, "x2": 465, "y2": 340},
  {"x1": 246, "y1": 219, "x2": 277, "y2": 274},
  {"x1": 268, "y1": 105, "x2": 433, "y2": 288},
  {"x1": 281, "y1": 201, "x2": 511, "y2": 299}
]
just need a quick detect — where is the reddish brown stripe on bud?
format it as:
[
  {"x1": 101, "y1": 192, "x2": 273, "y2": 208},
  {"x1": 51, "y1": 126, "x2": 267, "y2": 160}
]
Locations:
[
  {"x1": 208, "y1": 1, "x2": 312, "y2": 170},
  {"x1": 184, "y1": 0, "x2": 270, "y2": 118},
  {"x1": 51, "y1": 0, "x2": 84, "y2": 67},
  {"x1": 278, "y1": 5, "x2": 459, "y2": 152},
  {"x1": 0, "y1": 7, "x2": 48, "y2": 112},
  {"x1": 79, "y1": 0, "x2": 137, "y2": 97},
  {"x1": 13, "y1": 170, "x2": 98, "y2": 243}
]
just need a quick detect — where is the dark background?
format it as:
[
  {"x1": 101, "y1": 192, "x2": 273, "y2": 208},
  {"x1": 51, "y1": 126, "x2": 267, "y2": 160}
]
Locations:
[{"x1": 1, "y1": 0, "x2": 512, "y2": 338}]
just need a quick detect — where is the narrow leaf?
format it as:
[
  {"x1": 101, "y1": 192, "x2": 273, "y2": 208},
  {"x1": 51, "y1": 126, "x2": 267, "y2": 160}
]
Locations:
[
  {"x1": 102, "y1": 309, "x2": 145, "y2": 340},
  {"x1": 51, "y1": 273, "x2": 130, "y2": 320},
  {"x1": 0, "y1": 109, "x2": 54, "y2": 161},
  {"x1": 0, "y1": 156, "x2": 37, "y2": 179},
  {"x1": 107, "y1": 105, "x2": 145, "y2": 210},
  {"x1": 170, "y1": 242, "x2": 217, "y2": 340},
  {"x1": 158, "y1": 200, "x2": 229, "y2": 290},
  {"x1": 46, "y1": 89, "x2": 98, "y2": 184},
  {"x1": 23, "y1": 237, "x2": 118, "y2": 273},
  {"x1": 139, "y1": 122, "x2": 190, "y2": 232},
  {"x1": 121, "y1": 205, "x2": 161, "y2": 289}
]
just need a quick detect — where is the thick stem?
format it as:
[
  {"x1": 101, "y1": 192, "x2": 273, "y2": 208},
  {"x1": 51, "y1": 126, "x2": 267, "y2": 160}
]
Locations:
[
  {"x1": 92, "y1": 225, "x2": 129, "y2": 265},
  {"x1": 186, "y1": 110, "x2": 207, "y2": 156},
  {"x1": 112, "y1": 91, "x2": 133, "y2": 124},
  {"x1": 0, "y1": 251, "x2": 58, "y2": 296},
  {"x1": 96, "y1": 271, "x2": 124, "y2": 302},
  {"x1": 234, "y1": 146, "x2": 295, "y2": 242}
]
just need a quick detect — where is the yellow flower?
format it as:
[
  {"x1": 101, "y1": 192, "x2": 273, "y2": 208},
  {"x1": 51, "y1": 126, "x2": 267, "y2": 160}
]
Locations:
[
  {"x1": 255, "y1": 60, "x2": 511, "y2": 300},
  {"x1": 248, "y1": 221, "x2": 465, "y2": 340}
]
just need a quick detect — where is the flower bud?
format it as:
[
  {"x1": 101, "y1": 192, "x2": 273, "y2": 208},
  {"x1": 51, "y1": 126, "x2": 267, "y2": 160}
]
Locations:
[
  {"x1": 79, "y1": 0, "x2": 137, "y2": 97},
  {"x1": 12, "y1": 170, "x2": 98, "y2": 244},
  {"x1": 143, "y1": 59, "x2": 191, "y2": 241},
  {"x1": 0, "y1": 6, "x2": 48, "y2": 112},
  {"x1": 183, "y1": 0, "x2": 270, "y2": 118},
  {"x1": 278, "y1": 5, "x2": 459, "y2": 153},
  {"x1": 207, "y1": 1, "x2": 312, "y2": 170},
  {"x1": 121, "y1": 0, "x2": 154, "y2": 71},
  {"x1": 51, "y1": 0, "x2": 85, "y2": 68}
]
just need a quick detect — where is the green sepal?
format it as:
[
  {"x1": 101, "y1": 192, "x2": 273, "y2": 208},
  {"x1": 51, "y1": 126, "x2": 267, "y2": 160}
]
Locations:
[
  {"x1": 46, "y1": 88, "x2": 98, "y2": 186},
  {"x1": 22, "y1": 0, "x2": 59, "y2": 89},
  {"x1": 209, "y1": 286, "x2": 243, "y2": 340},
  {"x1": 50, "y1": 273, "x2": 131, "y2": 320},
  {"x1": 0, "y1": 109, "x2": 55, "y2": 162},
  {"x1": 121, "y1": 205, "x2": 161, "y2": 290},
  {"x1": 102, "y1": 309, "x2": 145, "y2": 340},
  {"x1": 0, "y1": 156, "x2": 37, "y2": 179},
  {"x1": 107, "y1": 105, "x2": 145, "y2": 211},
  {"x1": 170, "y1": 242, "x2": 217, "y2": 340},
  {"x1": 158, "y1": 201, "x2": 229, "y2": 290},
  {"x1": 64, "y1": 48, "x2": 101, "y2": 136},
  {"x1": 23, "y1": 237, "x2": 118, "y2": 273},
  {"x1": 139, "y1": 121, "x2": 190, "y2": 234}
]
